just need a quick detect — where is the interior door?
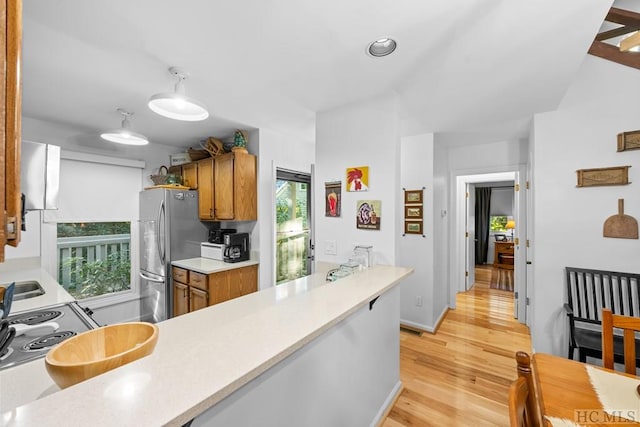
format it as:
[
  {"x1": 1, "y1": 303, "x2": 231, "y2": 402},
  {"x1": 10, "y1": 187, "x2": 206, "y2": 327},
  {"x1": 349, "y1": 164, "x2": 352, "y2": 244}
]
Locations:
[
  {"x1": 275, "y1": 169, "x2": 312, "y2": 284},
  {"x1": 465, "y1": 184, "x2": 476, "y2": 290},
  {"x1": 514, "y1": 168, "x2": 527, "y2": 322}
]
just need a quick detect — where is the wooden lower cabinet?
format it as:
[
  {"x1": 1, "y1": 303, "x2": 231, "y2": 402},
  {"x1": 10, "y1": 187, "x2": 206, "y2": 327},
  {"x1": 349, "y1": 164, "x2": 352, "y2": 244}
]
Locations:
[
  {"x1": 190, "y1": 287, "x2": 209, "y2": 311},
  {"x1": 172, "y1": 264, "x2": 258, "y2": 317},
  {"x1": 172, "y1": 267, "x2": 210, "y2": 317},
  {"x1": 173, "y1": 281, "x2": 190, "y2": 317},
  {"x1": 209, "y1": 264, "x2": 258, "y2": 305}
]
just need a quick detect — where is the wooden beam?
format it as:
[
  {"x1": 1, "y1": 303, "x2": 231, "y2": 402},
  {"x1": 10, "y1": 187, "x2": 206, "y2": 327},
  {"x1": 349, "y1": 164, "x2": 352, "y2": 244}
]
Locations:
[
  {"x1": 620, "y1": 30, "x2": 640, "y2": 52},
  {"x1": 588, "y1": 40, "x2": 640, "y2": 70},
  {"x1": 595, "y1": 25, "x2": 638, "y2": 41},
  {"x1": 606, "y1": 7, "x2": 640, "y2": 27}
]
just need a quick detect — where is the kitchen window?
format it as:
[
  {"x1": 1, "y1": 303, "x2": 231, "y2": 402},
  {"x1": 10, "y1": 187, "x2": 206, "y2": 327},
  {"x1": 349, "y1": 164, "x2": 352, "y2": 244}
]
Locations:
[
  {"x1": 57, "y1": 222, "x2": 131, "y2": 299},
  {"x1": 40, "y1": 151, "x2": 144, "y2": 310}
]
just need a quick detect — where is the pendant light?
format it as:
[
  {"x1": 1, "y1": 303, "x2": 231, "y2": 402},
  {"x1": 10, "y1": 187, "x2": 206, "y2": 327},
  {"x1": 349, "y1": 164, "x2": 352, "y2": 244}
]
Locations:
[
  {"x1": 100, "y1": 108, "x2": 149, "y2": 146},
  {"x1": 148, "y1": 67, "x2": 209, "y2": 121}
]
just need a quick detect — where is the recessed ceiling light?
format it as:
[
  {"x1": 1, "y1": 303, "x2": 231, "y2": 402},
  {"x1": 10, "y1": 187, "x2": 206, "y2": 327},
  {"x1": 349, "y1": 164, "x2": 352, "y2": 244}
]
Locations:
[
  {"x1": 101, "y1": 109, "x2": 149, "y2": 146},
  {"x1": 367, "y1": 38, "x2": 397, "y2": 57},
  {"x1": 148, "y1": 67, "x2": 209, "y2": 122}
]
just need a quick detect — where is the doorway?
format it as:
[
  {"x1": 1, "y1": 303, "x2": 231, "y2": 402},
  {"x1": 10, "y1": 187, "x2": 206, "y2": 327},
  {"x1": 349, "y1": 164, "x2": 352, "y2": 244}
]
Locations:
[
  {"x1": 453, "y1": 169, "x2": 528, "y2": 324},
  {"x1": 275, "y1": 169, "x2": 312, "y2": 284}
]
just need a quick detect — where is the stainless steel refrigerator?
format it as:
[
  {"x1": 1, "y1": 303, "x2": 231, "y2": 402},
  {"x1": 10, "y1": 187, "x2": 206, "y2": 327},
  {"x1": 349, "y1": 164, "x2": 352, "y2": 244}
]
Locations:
[{"x1": 139, "y1": 189, "x2": 207, "y2": 322}]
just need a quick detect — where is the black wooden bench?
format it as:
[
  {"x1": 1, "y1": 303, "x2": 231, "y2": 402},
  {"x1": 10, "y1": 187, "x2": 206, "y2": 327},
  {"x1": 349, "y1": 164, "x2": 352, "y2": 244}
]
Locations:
[{"x1": 564, "y1": 267, "x2": 640, "y2": 363}]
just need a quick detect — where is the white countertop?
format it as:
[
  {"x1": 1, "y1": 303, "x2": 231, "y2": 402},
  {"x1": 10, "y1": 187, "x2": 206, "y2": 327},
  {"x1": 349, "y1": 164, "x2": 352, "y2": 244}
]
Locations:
[
  {"x1": 0, "y1": 257, "x2": 75, "y2": 315},
  {"x1": 1, "y1": 264, "x2": 413, "y2": 426},
  {"x1": 172, "y1": 257, "x2": 259, "y2": 274}
]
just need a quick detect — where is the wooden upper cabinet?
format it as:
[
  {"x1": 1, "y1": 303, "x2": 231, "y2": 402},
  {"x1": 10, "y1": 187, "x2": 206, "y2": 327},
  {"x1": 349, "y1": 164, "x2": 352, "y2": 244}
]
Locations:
[
  {"x1": 197, "y1": 157, "x2": 214, "y2": 220},
  {"x1": 214, "y1": 152, "x2": 257, "y2": 221},
  {"x1": 0, "y1": 0, "x2": 23, "y2": 262},
  {"x1": 214, "y1": 154, "x2": 234, "y2": 220},
  {"x1": 181, "y1": 162, "x2": 198, "y2": 190},
  {"x1": 196, "y1": 151, "x2": 256, "y2": 222}
]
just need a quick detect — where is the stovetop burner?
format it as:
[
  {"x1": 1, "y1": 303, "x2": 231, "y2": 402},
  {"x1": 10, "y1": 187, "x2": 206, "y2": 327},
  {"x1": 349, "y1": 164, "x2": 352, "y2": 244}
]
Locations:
[
  {"x1": 8, "y1": 310, "x2": 63, "y2": 326},
  {"x1": 22, "y1": 331, "x2": 77, "y2": 352},
  {"x1": 0, "y1": 302, "x2": 100, "y2": 371},
  {"x1": 0, "y1": 346, "x2": 13, "y2": 360}
]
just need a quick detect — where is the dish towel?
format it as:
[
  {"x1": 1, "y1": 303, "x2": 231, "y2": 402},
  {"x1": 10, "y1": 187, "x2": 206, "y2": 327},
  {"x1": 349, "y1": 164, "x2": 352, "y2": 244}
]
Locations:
[{"x1": 586, "y1": 364, "x2": 640, "y2": 422}]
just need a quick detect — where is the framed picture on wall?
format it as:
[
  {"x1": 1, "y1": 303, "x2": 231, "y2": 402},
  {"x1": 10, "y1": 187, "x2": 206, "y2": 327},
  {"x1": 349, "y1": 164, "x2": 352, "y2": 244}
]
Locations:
[
  {"x1": 404, "y1": 221, "x2": 423, "y2": 235},
  {"x1": 404, "y1": 189, "x2": 423, "y2": 204},
  {"x1": 404, "y1": 205, "x2": 423, "y2": 219}
]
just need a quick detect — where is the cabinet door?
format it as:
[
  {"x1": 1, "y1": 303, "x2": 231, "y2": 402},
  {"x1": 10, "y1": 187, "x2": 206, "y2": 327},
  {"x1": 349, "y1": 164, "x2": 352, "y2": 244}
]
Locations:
[
  {"x1": 173, "y1": 281, "x2": 190, "y2": 317},
  {"x1": 0, "y1": 0, "x2": 22, "y2": 262},
  {"x1": 182, "y1": 162, "x2": 198, "y2": 189},
  {"x1": 190, "y1": 287, "x2": 209, "y2": 312},
  {"x1": 197, "y1": 158, "x2": 214, "y2": 220},
  {"x1": 233, "y1": 153, "x2": 257, "y2": 221},
  {"x1": 228, "y1": 265, "x2": 258, "y2": 298},
  {"x1": 214, "y1": 154, "x2": 234, "y2": 220},
  {"x1": 208, "y1": 270, "x2": 230, "y2": 305}
]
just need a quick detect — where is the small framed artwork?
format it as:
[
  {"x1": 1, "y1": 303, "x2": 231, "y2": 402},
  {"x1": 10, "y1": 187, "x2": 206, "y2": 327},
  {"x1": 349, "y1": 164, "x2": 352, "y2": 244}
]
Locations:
[
  {"x1": 404, "y1": 189, "x2": 423, "y2": 204},
  {"x1": 325, "y1": 181, "x2": 341, "y2": 217},
  {"x1": 346, "y1": 166, "x2": 369, "y2": 192},
  {"x1": 404, "y1": 221, "x2": 423, "y2": 235},
  {"x1": 356, "y1": 200, "x2": 381, "y2": 230},
  {"x1": 404, "y1": 205, "x2": 423, "y2": 219}
]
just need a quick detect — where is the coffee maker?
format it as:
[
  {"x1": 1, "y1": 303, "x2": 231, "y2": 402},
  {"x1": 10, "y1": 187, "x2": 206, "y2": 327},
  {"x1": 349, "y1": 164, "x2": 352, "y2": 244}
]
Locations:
[
  {"x1": 208, "y1": 228, "x2": 237, "y2": 244},
  {"x1": 223, "y1": 233, "x2": 250, "y2": 263}
]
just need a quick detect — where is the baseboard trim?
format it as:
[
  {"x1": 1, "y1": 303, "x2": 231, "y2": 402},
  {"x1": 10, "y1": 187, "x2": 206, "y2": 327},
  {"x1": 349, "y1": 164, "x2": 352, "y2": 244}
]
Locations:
[
  {"x1": 400, "y1": 319, "x2": 433, "y2": 333},
  {"x1": 373, "y1": 381, "x2": 403, "y2": 427},
  {"x1": 432, "y1": 305, "x2": 449, "y2": 333},
  {"x1": 400, "y1": 306, "x2": 450, "y2": 334}
]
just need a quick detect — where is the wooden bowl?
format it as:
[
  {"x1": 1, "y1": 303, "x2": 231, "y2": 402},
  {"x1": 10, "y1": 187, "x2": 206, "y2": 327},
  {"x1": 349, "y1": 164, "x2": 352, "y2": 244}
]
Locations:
[{"x1": 45, "y1": 322, "x2": 159, "y2": 389}]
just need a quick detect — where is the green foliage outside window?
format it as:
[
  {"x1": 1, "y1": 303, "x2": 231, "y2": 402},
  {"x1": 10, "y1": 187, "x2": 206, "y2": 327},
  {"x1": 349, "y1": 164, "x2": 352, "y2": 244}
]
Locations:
[
  {"x1": 62, "y1": 252, "x2": 131, "y2": 299},
  {"x1": 57, "y1": 222, "x2": 131, "y2": 300},
  {"x1": 57, "y1": 222, "x2": 130, "y2": 237},
  {"x1": 490, "y1": 216, "x2": 508, "y2": 232}
]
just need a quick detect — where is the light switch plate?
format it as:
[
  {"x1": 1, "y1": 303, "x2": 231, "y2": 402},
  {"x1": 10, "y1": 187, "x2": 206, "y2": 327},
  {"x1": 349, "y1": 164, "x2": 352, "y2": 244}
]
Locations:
[{"x1": 325, "y1": 240, "x2": 337, "y2": 255}]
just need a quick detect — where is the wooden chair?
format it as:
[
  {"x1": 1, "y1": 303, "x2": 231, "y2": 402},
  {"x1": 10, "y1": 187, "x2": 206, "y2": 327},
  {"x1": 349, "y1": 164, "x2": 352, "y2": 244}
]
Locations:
[
  {"x1": 509, "y1": 351, "x2": 548, "y2": 427},
  {"x1": 602, "y1": 308, "x2": 640, "y2": 374}
]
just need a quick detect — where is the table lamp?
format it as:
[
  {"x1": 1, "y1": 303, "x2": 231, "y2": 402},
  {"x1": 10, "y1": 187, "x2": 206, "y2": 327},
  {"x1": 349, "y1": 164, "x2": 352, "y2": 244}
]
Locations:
[{"x1": 505, "y1": 220, "x2": 516, "y2": 240}]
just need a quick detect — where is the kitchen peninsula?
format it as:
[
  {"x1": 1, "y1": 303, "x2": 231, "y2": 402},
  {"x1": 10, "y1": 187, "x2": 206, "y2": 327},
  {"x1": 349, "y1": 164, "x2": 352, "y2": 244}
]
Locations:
[{"x1": 2, "y1": 264, "x2": 413, "y2": 426}]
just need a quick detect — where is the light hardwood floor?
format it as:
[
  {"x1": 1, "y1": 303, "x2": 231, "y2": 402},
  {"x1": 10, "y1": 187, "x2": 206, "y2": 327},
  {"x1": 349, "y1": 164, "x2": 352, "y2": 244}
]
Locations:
[{"x1": 382, "y1": 266, "x2": 532, "y2": 426}]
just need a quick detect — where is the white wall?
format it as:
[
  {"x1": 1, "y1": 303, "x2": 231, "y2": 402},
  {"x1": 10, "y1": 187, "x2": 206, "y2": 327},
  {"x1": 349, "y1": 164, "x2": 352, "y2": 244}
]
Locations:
[
  {"x1": 398, "y1": 133, "x2": 436, "y2": 330},
  {"x1": 432, "y1": 140, "x2": 449, "y2": 324},
  {"x1": 5, "y1": 211, "x2": 41, "y2": 259},
  {"x1": 315, "y1": 95, "x2": 401, "y2": 267},
  {"x1": 252, "y1": 128, "x2": 314, "y2": 290},
  {"x1": 531, "y1": 55, "x2": 640, "y2": 355}
]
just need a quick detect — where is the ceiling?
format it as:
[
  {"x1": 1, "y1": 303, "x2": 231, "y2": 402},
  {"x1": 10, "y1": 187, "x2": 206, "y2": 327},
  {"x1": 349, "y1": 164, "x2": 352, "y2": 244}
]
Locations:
[{"x1": 22, "y1": 0, "x2": 617, "y2": 150}]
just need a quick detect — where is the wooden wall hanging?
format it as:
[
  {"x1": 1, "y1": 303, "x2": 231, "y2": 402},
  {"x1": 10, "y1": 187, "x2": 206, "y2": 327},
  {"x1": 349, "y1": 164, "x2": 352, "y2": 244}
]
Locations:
[
  {"x1": 576, "y1": 166, "x2": 631, "y2": 187},
  {"x1": 403, "y1": 187, "x2": 425, "y2": 237},
  {"x1": 617, "y1": 130, "x2": 640, "y2": 152},
  {"x1": 603, "y1": 199, "x2": 638, "y2": 239}
]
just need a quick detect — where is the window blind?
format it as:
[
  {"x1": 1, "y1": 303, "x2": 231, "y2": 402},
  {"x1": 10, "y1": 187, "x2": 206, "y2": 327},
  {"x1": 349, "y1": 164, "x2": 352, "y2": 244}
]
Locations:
[{"x1": 43, "y1": 156, "x2": 143, "y2": 223}]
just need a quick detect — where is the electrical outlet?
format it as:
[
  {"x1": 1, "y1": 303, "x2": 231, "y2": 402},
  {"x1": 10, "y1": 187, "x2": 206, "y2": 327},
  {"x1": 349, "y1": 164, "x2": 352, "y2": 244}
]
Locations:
[
  {"x1": 325, "y1": 240, "x2": 337, "y2": 255},
  {"x1": 416, "y1": 296, "x2": 423, "y2": 307}
]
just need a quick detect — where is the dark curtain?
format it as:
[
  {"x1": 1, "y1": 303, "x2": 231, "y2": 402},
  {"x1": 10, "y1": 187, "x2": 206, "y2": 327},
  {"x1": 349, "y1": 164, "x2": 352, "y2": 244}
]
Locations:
[{"x1": 475, "y1": 188, "x2": 491, "y2": 264}]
